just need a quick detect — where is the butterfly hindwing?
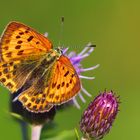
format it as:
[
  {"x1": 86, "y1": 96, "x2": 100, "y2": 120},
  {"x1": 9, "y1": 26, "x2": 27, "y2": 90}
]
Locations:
[
  {"x1": 17, "y1": 60, "x2": 54, "y2": 113},
  {"x1": 0, "y1": 21, "x2": 52, "y2": 62},
  {"x1": 19, "y1": 87, "x2": 53, "y2": 113},
  {"x1": 0, "y1": 60, "x2": 21, "y2": 92},
  {"x1": 0, "y1": 58, "x2": 39, "y2": 93}
]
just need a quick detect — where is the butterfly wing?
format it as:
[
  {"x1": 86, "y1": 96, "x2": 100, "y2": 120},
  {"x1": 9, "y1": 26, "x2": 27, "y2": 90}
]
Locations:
[
  {"x1": 0, "y1": 58, "x2": 39, "y2": 93},
  {"x1": 0, "y1": 21, "x2": 53, "y2": 93},
  {"x1": 17, "y1": 87, "x2": 54, "y2": 113},
  {"x1": 17, "y1": 55, "x2": 81, "y2": 113},
  {"x1": 46, "y1": 55, "x2": 81, "y2": 104},
  {"x1": 0, "y1": 21, "x2": 52, "y2": 62},
  {"x1": 18, "y1": 88, "x2": 54, "y2": 113}
]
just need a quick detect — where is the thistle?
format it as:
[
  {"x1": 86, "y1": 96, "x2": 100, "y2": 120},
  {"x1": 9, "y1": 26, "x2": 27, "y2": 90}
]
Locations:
[{"x1": 80, "y1": 91, "x2": 120, "y2": 140}]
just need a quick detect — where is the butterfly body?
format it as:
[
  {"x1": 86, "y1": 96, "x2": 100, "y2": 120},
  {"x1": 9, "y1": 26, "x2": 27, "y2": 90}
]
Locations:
[{"x1": 0, "y1": 22, "x2": 81, "y2": 113}]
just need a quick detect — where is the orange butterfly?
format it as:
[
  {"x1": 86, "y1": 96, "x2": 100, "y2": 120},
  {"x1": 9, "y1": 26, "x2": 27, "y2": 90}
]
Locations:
[{"x1": 0, "y1": 22, "x2": 81, "y2": 113}]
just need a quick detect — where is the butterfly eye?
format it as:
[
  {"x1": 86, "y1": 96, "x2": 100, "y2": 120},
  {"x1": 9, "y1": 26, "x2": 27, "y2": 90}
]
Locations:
[
  {"x1": 59, "y1": 47, "x2": 63, "y2": 54},
  {"x1": 55, "y1": 47, "x2": 63, "y2": 54},
  {"x1": 60, "y1": 48, "x2": 63, "y2": 54}
]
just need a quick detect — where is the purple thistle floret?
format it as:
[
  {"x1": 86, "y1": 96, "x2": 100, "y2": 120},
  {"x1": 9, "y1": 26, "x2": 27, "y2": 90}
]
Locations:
[
  {"x1": 80, "y1": 91, "x2": 120, "y2": 140},
  {"x1": 63, "y1": 43, "x2": 99, "y2": 109}
]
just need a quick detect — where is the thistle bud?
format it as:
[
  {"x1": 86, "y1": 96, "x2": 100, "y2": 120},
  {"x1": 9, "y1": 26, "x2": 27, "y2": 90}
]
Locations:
[{"x1": 80, "y1": 91, "x2": 119, "y2": 140}]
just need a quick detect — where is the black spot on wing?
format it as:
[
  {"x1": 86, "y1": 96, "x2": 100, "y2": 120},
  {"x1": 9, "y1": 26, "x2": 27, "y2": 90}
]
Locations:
[
  {"x1": 17, "y1": 40, "x2": 23, "y2": 44},
  {"x1": 27, "y1": 36, "x2": 34, "y2": 42},
  {"x1": 64, "y1": 71, "x2": 69, "y2": 77}
]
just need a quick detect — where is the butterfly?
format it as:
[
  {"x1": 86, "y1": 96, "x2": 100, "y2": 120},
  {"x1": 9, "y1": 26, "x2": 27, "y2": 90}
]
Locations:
[{"x1": 0, "y1": 21, "x2": 81, "y2": 113}]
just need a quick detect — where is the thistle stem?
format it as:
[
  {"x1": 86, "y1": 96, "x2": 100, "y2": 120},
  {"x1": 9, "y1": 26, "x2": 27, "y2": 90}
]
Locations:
[
  {"x1": 81, "y1": 137, "x2": 95, "y2": 140},
  {"x1": 31, "y1": 125, "x2": 43, "y2": 140},
  {"x1": 81, "y1": 137, "x2": 88, "y2": 140}
]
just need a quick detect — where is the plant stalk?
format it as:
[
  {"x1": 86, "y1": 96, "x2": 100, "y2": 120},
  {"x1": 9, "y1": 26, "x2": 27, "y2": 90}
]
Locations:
[{"x1": 31, "y1": 125, "x2": 43, "y2": 140}]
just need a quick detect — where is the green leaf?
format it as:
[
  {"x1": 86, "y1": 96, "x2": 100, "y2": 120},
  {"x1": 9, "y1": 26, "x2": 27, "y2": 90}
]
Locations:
[
  {"x1": 74, "y1": 128, "x2": 80, "y2": 140},
  {"x1": 43, "y1": 129, "x2": 76, "y2": 140},
  {"x1": 10, "y1": 112, "x2": 24, "y2": 121}
]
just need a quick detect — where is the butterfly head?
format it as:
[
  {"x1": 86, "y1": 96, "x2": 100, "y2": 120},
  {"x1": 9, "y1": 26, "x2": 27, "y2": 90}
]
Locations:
[
  {"x1": 54, "y1": 47, "x2": 63, "y2": 57},
  {"x1": 44, "y1": 47, "x2": 62, "y2": 62}
]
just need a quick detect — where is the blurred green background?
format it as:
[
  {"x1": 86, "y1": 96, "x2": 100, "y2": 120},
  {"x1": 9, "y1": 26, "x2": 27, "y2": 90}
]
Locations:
[{"x1": 0, "y1": 0, "x2": 139, "y2": 139}]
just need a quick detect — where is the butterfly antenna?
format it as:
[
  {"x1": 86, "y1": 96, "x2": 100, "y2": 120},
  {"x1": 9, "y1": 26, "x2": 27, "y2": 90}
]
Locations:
[
  {"x1": 89, "y1": 44, "x2": 96, "y2": 47},
  {"x1": 58, "y1": 16, "x2": 64, "y2": 48}
]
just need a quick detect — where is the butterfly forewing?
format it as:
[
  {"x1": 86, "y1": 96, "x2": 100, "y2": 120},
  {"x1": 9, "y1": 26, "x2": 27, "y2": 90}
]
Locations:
[
  {"x1": 0, "y1": 22, "x2": 52, "y2": 62},
  {"x1": 46, "y1": 55, "x2": 81, "y2": 104}
]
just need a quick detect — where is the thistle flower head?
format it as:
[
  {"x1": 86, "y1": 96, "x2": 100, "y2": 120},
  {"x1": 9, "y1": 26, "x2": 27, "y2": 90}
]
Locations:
[
  {"x1": 63, "y1": 43, "x2": 99, "y2": 109},
  {"x1": 80, "y1": 90, "x2": 120, "y2": 140}
]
